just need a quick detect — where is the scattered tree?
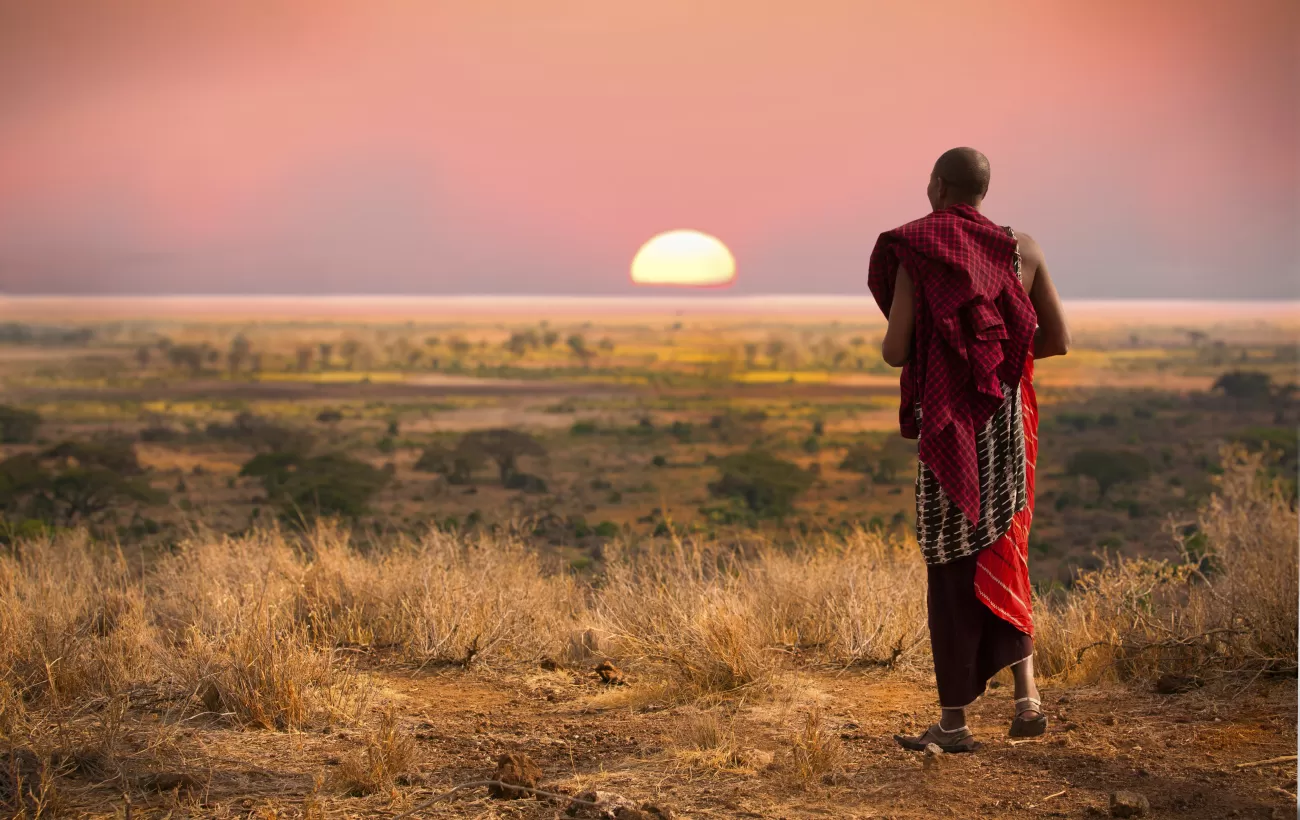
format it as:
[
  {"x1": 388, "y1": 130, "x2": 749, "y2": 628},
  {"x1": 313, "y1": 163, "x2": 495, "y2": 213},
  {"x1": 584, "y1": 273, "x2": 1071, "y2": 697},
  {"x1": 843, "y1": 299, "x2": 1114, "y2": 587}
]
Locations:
[
  {"x1": 455, "y1": 429, "x2": 546, "y2": 486},
  {"x1": 1212, "y1": 370, "x2": 1272, "y2": 402},
  {"x1": 228, "y1": 334, "x2": 252, "y2": 374},
  {"x1": 206, "y1": 412, "x2": 314, "y2": 454},
  {"x1": 1, "y1": 441, "x2": 161, "y2": 527},
  {"x1": 167, "y1": 344, "x2": 206, "y2": 375},
  {"x1": 240, "y1": 451, "x2": 389, "y2": 521}
]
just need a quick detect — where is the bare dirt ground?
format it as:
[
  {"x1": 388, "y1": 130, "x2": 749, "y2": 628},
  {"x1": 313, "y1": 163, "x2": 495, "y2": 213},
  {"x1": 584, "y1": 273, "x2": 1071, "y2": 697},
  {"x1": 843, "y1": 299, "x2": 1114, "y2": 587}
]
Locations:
[{"x1": 49, "y1": 664, "x2": 1296, "y2": 819}]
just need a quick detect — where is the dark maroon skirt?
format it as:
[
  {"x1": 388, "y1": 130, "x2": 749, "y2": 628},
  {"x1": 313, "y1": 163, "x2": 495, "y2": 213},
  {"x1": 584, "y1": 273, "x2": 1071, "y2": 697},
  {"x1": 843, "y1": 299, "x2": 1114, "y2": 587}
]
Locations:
[{"x1": 927, "y1": 550, "x2": 1033, "y2": 708}]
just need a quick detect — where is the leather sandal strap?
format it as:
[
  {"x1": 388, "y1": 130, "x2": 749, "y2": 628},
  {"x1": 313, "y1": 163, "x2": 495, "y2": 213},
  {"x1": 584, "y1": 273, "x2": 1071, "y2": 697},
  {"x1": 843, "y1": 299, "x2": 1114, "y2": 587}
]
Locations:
[{"x1": 928, "y1": 723, "x2": 970, "y2": 739}]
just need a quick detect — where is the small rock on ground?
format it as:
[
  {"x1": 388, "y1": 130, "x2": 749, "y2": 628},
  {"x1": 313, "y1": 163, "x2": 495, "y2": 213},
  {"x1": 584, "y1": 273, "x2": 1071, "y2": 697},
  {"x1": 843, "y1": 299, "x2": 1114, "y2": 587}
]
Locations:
[
  {"x1": 1110, "y1": 790, "x2": 1150, "y2": 818},
  {"x1": 489, "y1": 752, "x2": 542, "y2": 800},
  {"x1": 923, "y1": 743, "x2": 944, "y2": 771},
  {"x1": 595, "y1": 661, "x2": 626, "y2": 686}
]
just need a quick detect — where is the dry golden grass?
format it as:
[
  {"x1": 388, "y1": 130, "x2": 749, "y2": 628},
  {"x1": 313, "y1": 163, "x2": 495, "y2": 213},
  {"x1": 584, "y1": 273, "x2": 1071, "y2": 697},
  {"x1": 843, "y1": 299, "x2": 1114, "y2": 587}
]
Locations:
[
  {"x1": 591, "y1": 529, "x2": 928, "y2": 701},
  {"x1": 667, "y1": 707, "x2": 765, "y2": 773},
  {"x1": 1034, "y1": 447, "x2": 1298, "y2": 685},
  {"x1": 782, "y1": 705, "x2": 846, "y2": 789},
  {"x1": 335, "y1": 706, "x2": 417, "y2": 797},
  {"x1": 0, "y1": 448, "x2": 1293, "y2": 814}
]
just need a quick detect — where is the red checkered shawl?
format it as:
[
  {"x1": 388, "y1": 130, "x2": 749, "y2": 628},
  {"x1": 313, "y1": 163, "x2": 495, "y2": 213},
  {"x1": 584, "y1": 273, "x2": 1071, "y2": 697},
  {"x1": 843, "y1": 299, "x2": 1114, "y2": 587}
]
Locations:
[{"x1": 868, "y1": 204, "x2": 1036, "y2": 523}]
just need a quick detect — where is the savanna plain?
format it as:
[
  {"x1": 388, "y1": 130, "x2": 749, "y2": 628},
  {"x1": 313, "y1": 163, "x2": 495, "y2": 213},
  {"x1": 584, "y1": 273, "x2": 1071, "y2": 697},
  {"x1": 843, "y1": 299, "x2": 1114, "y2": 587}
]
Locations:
[{"x1": 0, "y1": 298, "x2": 1295, "y2": 819}]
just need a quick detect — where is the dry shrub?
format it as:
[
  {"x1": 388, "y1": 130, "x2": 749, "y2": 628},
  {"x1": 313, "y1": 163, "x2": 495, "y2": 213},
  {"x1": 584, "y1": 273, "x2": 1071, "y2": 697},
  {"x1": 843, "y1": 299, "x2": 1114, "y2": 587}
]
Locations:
[
  {"x1": 292, "y1": 528, "x2": 583, "y2": 665},
  {"x1": 783, "y1": 706, "x2": 845, "y2": 788},
  {"x1": 1035, "y1": 447, "x2": 1298, "y2": 683},
  {"x1": 594, "y1": 540, "x2": 785, "y2": 698},
  {"x1": 336, "y1": 707, "x2": 417, "y2": 796},
  {"x1": 0, "y1": 535, "x2": 153, "y2": 708},
  {"x1": 745, "y1": 528, "x2": 927, "y2": 666},
  {"x1": 180, "y1": 610, "x2": 369, "y2": 731},
  {"x1": 592, "y1": 528, "x2": 923, "y2": 699}
]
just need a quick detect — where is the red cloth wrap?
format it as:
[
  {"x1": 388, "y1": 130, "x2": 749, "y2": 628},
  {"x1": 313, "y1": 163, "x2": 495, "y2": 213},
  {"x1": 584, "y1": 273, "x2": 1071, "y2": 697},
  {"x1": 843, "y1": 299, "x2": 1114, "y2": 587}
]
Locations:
[{"x1": 975, "y1": 357, "x2": 1038, "y2": 637}]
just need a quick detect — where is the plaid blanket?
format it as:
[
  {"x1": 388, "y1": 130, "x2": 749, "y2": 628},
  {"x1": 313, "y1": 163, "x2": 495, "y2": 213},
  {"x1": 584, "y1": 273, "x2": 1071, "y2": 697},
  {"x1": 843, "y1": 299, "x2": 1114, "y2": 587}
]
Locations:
[{"x1": 868, "y1": 204, "x2": 1036, "y2": 523}]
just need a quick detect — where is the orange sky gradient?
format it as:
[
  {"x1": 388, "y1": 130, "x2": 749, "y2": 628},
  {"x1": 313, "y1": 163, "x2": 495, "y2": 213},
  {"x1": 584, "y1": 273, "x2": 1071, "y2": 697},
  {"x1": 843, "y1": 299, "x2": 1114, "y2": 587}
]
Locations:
[{"x1": 0, "y1": 0, "x2": 1296, "y2": 297}]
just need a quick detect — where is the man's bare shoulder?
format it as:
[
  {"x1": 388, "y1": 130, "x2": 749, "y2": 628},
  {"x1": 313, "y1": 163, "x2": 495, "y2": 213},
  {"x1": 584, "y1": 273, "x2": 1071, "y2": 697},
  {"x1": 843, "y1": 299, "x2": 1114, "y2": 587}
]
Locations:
[
  {"x1": 1013, "y1": 230, "x2": 1046, "y2": 292},
  {"x1": 1015, "y1": 230, "x2": 1045, "y2": 262}
]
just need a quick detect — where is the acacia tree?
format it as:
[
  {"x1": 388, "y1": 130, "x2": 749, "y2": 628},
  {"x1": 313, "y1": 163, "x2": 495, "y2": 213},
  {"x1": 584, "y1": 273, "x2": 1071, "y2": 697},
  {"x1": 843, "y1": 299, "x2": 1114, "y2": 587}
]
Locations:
[
  {"x1": 228, "y1": 334, "x2": 252, "y2": 374},
  {"x1": 454, "y1": 429, "x2": 546, "y2": 487},
  {"x1": 241, "y1": 451, "x2": 389, "y2": 522},
  {"x1": 1, "y1": 439, "x2": 162, "y2": 527},
  {"x1": 1212, "y1": 370, "x2": 1272, "y2": 401}
]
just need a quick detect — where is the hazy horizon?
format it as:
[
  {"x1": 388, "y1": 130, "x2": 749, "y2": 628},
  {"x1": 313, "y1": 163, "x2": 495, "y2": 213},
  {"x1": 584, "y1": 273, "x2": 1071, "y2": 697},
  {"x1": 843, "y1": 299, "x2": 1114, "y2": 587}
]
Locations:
[{"x1": 4, "y1": 294, "x2": 1296, "y2": 323}]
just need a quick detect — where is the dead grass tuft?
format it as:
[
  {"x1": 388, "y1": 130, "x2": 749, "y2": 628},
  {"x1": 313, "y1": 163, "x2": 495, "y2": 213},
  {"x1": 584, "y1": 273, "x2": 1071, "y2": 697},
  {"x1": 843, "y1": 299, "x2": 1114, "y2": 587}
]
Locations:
[
  {"x1": 336, "y1": 707, "x2": 418, "y2": 796},
  {"x1": 783, "y1": 706, "x2": 845, "y2": 789},
  {"x1": 668, "y1": 708, "x2": 766, "y2": 772},
  {"x1": 180, "y1": 610, "x2": 369, "y2": 731}
]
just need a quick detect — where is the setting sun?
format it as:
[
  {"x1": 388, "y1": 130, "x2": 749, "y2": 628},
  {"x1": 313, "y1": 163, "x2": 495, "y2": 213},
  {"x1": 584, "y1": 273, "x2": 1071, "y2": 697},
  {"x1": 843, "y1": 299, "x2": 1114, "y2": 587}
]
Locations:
[{"x1": 630, "y1": 230, "x2": 736, "y2": 288}]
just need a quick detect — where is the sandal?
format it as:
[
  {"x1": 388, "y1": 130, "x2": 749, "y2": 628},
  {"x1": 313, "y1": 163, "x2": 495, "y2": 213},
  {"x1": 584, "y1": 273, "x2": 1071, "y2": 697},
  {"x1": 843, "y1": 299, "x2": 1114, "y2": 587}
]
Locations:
[
  {"x1": 1009, "y1": 696, "x2": 1048, "y2": 738},
  {"x1": 894, "y1": 723, "x2": 981, "y2": 753}
]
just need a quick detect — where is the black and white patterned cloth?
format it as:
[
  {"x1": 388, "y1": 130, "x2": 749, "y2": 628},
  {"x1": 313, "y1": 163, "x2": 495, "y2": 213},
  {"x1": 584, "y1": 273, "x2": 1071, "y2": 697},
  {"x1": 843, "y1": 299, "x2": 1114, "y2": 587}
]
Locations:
[
  {"x1": 914, "y1": 382, "x2": 1028, "y2": 565},
  {"x1": 913, "y1": 226, "x2": 1029, "y2": 566}
]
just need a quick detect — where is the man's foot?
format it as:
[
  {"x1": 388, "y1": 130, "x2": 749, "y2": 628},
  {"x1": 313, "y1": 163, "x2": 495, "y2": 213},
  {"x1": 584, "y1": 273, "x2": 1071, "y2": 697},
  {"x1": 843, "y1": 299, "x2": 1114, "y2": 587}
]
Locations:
[
  {"x1": 894, "y1": 723, "x2": 981, "y2": 753},
  {"x1": 1009, "y1": 696, "x2": 1048, "y2": 738}
]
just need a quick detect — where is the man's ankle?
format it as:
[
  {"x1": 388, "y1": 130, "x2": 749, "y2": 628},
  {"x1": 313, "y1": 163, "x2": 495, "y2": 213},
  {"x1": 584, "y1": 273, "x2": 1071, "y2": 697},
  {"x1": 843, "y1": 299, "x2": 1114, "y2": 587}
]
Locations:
[{"x1": 939, "y1": 710, "x2": 966, "y2": 731}]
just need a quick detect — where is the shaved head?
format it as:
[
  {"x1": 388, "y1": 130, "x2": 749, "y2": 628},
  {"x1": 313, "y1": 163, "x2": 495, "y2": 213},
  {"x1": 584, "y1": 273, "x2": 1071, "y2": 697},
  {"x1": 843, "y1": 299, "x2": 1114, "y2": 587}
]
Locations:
[{"x1": 931, "y1": 147, "x2": 991, "y2": 206}]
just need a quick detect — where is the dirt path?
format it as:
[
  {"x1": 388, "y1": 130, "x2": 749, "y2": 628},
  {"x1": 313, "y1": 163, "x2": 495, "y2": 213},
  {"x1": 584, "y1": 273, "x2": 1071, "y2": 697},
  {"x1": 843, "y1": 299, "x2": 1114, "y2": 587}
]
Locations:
[{"x1": 61, "y1": 665, "x2": 1295, "y2": 819}]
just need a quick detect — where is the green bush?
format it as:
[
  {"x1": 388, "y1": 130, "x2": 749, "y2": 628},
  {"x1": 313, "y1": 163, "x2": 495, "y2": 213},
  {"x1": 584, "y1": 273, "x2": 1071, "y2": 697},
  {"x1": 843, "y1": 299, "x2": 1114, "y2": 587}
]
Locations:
[
  {"x1": 1232, "y1": 427, "x2": 1297, "y2": 470},
  {"x1": 1066, "y1": 449, "x2": 1151, "y2": 499},
  {"x1": 708, "y1": 449, "x2": 813, "y2": 519}
]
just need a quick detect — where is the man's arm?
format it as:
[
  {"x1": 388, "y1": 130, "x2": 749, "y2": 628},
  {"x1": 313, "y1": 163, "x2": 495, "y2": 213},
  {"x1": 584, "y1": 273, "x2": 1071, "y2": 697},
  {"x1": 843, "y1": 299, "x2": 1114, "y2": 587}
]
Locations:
[
  {"x1": 881, "y1": 265, "x2": 914, "y2": 367},
  {"x1": 1019, "y1": 233, "x2": 1071, "y2": 359}
]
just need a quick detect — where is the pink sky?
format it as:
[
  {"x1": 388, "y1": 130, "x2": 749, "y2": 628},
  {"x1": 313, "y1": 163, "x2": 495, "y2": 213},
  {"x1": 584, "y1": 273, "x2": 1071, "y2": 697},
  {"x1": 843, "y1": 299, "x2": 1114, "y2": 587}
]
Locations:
[{"x1": 0, "y1": 0, "x2": 1296, "y2": 297}]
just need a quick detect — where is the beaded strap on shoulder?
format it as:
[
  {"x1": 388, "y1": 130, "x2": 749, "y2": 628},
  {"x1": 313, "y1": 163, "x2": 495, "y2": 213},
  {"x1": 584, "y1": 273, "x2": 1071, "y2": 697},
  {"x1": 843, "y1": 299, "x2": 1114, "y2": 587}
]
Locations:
[{"x1": 1005, "y1": 226, "x2": 1022, "y2": 284}]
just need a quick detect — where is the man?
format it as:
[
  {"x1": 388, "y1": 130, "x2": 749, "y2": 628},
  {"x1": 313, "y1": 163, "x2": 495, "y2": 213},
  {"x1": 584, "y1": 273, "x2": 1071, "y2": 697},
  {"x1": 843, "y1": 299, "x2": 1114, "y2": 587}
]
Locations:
[{"x1": 869, "y1": 147, "x2": 1071, "y2": 752}]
